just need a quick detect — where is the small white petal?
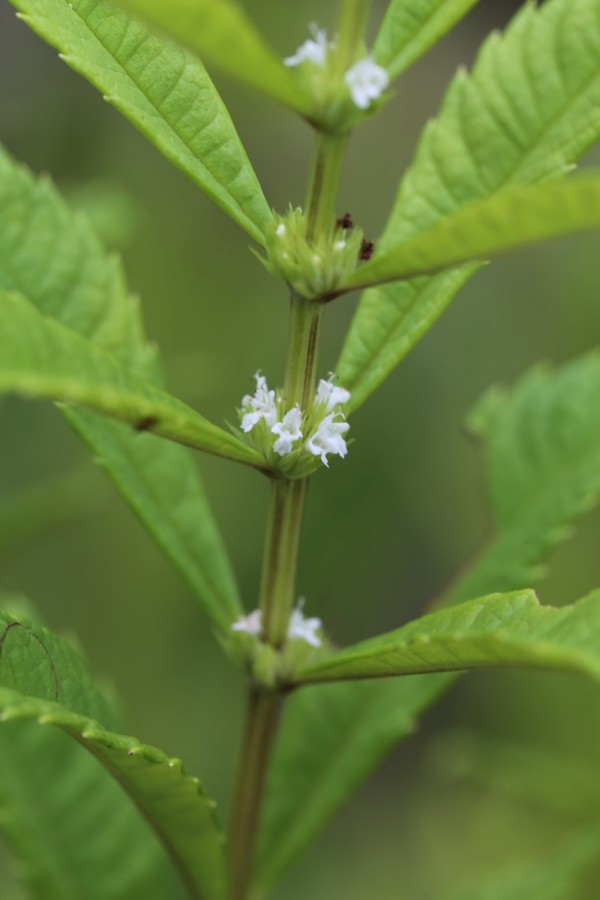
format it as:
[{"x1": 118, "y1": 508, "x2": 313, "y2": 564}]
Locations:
[
  {"x1": 345, "y1": 58, "x2": 389, "y2": 109},
  {"x1": 284, "y1": 26, "x2": 328, "y2": 68},
  {"x1": 231, "y1": 609, "x2": 262, "y2": 637},
  {"x1": 271, "y1": 406, "x2": 303, "y2": 456},
  {"x1": 334, "y1": 240, "x2": 346, "y2": 251},
  {"x1": 306, "y1": 412, "x2": 350, "y2": 466},
  {"x1": 240, "y1": 372, "x2": 278, "y2": 432},
  {"x1": 276, "y1": 223, "x2": 286, "y2": 237},
  {"x1": 316, "y1": 377, "x2": 351, "y2": 412},
  {"x1": 288, "y1": 608, "x2": 322, "y2": 647}
]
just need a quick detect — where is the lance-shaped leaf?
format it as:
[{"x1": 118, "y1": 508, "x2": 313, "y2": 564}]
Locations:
[
  {"x1": 0, "y1": 609, "x2": 228, "y2": 900},
  {"x1": 338, "y1": 0, "x2": 600, "y2": 409},
  {"x1": 0, "y1": 144, "x2": 242, "y2": 633},
  {"x1": 118, "y1": 0, "x2": 312, "y2": 115},
  {"x1": 450, "y1": 353, "x2": 600, "y2": 603},
  {"x1": 8, "y1": 0, "x2": 272, "y2": 244},
  {"x1": 380, "y1": 0, "x2": 600, "y2": 249},
  {"x1": 0, "y1": 289, "x2": 265, "y2": 471},
  {"x1": 296, "y1": 590, "x2": 600, "y2": 684},
  {"x1": 256, "y1": 352, "x2": 600, "y2": 889},
  {"x1": 373, "y1": 0, "x2": 481, "y2": 80},
  {"x1": 339, "y1": 267, "x2": 475, "y2": 413},
  {"x1": 343, "y1": 176, "x2": 600, "y2": 291}
]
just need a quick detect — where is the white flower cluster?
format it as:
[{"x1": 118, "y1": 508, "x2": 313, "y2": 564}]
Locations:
[
  {"x1": 232, "y1": 604, "x2": 322, "y2": 648},
  {"x1": 284, "y1": 24, "x2": 389, "y2": 110},
  {"x1": 240, "y1": 373, "x2": 350, "y2": 468}
]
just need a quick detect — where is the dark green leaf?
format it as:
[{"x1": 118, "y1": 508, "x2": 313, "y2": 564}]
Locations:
[{"x1": 9, "y1": 0, "x2": 272, "y2": 242}]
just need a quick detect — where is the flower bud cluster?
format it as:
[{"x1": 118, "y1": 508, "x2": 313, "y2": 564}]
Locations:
[
  {"x1": 239, "y1": 371, "x2": 351, "y2": 475},
  {"x1": 263, "y1": 207, "x2": 363, "y2": 300}
]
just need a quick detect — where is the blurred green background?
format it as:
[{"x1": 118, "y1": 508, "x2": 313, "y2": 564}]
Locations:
[{"x1": 1, "y1": 0, "x2": 600, "y2": 897}]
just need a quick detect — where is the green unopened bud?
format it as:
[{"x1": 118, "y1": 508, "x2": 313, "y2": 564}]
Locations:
[{"x1": 262, "y1": 207, "x2": 363, "y2": 300}]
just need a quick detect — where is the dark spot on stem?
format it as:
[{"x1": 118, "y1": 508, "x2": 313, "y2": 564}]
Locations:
[{"x1": 134, "y1": 415, "x2": 160, "y2": 432}]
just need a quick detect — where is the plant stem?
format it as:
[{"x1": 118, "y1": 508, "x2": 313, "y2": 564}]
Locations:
[
  {"x1": 335, "y1": 0, "x2": 373, "y2": 75},
  {"x1": 305, "y1": 132, "x2": 347, "y2": 241},
  {"x1": 230, "y1": 690, "x2": 282, "y2": 900},
  {"x1": 228, "y1": 5, "x2": 369, "y2": 893},
  {"x1": 259, "y1": 476, "x2": 307, "y2": 647}
]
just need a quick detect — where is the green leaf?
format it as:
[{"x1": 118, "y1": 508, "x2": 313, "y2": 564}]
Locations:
[
  {"x1": 449, "y1": 829, "x2": 600, "y2": 900},
  {"x1": 0, "y1": 610, "x2": 115, "y2": 724},
  {"x1": 0, "y1": 609, "x2": 228, "y2": 900},
  {"x1": 380, "y1": 0, "x2": 600, "y2": 249},
  {"x1": 374, "y1": 0, "x2": 481, "y2": 79},
  {"x1": 451, "y1": 353, "x2": 600, "y2": 603},
  {"x1": 0, "y1": 144, "x2": 243, "y2": 634},
  {"x1": 344, "y1": 176, "x2": 600, "y2": 290},
  {"x1": 339, "y1": 267, "x2": 475, "y2": 412},
  {"x1": 338, "y1": 0, "x2": 600, "y2": 409},
  {"x1": 257, "y1": 352, "x2": 600, "y2": 888},
  {"x1": 0, "y1": 602, "x2": 176, "y2": 899},
  {"x1": 0, "y1": 144, "x2": 147, "y2": 369},
  {"x1": 0, "y1": 289, "x2": 265, "y2": 471},
  {"x1": 296, "y1": 590, "x2": 600, "y2": 683},
  {"x1": 119, "y1": 0, "x2": 312, "y2": 115},
  {"x1": 8, "y1": 0, "x2": 272, "y2": 243},
  {"x1": 0, "y1": 722, "x2": 175, "y2": 900}
]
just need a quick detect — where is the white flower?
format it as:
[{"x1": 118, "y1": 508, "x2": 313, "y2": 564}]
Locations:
[
  {"x1": 241, "y1": 373, "x2": 277, "y2": 432},
  {"x1": 284, "y1": 24, "x2": 329, "y2": 68},
  {"x1": 316, "y1": 376, "x2": 351, "y2": 412},
  {"x1": 305, "y1": 412, "x2": 350, "y2": 466},
  {"x1": 271, "y1": 406, "x2": 303, "y2": 456},
  {"x1": 287, "y1": 605, "x2": 322, "y2": 647},
  {"x1": 344, "y1": 58, "x2": 389, "y2": 109},
  {"x1": 231, "y1": 609, "x2": 262, "y2": 637}
]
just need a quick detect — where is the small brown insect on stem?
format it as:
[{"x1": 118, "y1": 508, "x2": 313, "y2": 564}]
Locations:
[
  {"x1": 336, "y1": 211, "x2": 354, "y2": 230},
  {"x1": 359, "y1": 238, "x2": 375, "y2": 261}
]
